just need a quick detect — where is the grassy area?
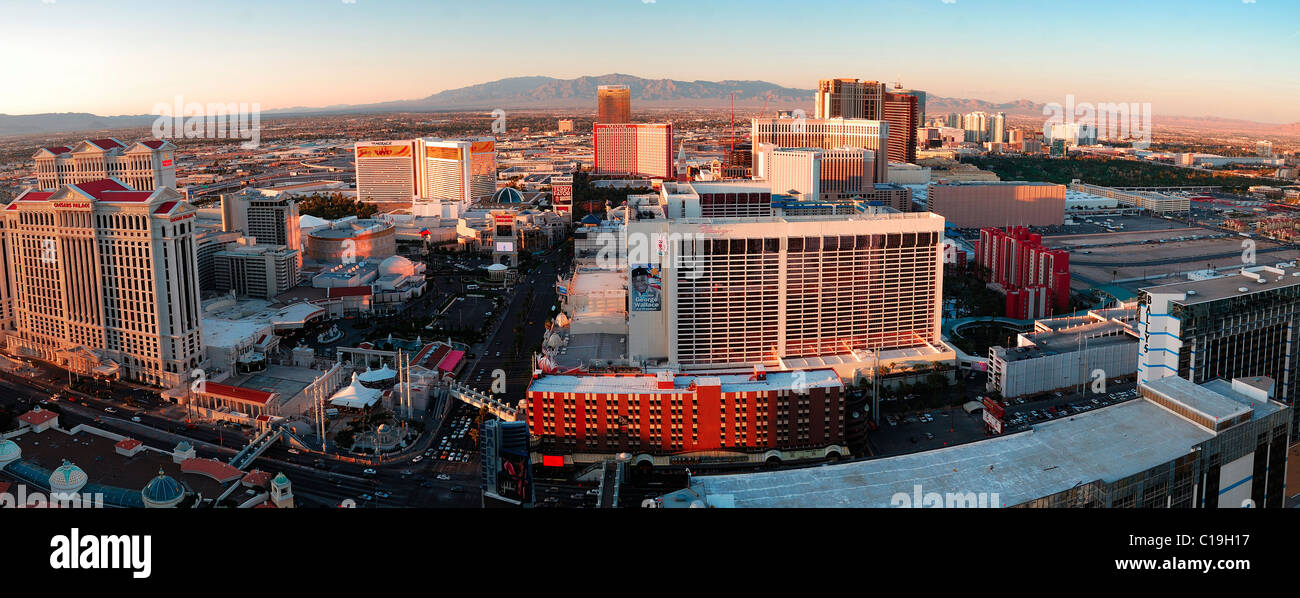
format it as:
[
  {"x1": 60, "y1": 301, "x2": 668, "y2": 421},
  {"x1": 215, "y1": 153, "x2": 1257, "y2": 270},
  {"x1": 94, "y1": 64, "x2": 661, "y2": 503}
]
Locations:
[{"x1": 965, "y1": 155, "x2": 1285, "y2": 193}]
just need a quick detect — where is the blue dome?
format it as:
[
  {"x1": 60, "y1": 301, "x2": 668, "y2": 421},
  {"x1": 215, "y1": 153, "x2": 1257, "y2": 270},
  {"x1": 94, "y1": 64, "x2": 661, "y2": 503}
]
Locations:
[
  {"x1": 492, "y1": 187, "x2": 524, "y2": 203},
  {"x1": 142, "y1": 471, "x2": 185, "y2": 503}
]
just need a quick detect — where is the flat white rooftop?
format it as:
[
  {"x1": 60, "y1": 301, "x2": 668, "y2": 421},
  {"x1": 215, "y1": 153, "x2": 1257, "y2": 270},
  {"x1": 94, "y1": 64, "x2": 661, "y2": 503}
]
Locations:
[{"x1": 689, "y1": 397, "x2": 1215, "y2": 507}]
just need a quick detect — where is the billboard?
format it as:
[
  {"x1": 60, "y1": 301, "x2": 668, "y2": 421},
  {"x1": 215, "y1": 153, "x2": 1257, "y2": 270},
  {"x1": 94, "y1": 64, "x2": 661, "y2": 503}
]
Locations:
[
  {"x1": 982, "y1": 397, "x2": 1004, "y2": 434},
  {"x1": 495, "y1": 241, "x2": 515, "y2": 253},
  {"x1": 629, "y1": 265, "x2": 662, "y2": 312},
  {"x1": 356, "y1": 144, "x2": 412, "y2": 158}
]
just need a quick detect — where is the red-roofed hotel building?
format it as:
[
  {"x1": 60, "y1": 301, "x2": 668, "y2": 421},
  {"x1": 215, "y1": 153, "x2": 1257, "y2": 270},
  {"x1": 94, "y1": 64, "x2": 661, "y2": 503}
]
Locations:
[
  {"x1": 526, "y1": 369, "x2": 848, "y2": 463},
  {"x1": 33, "y1": 139, "x2": 177, "y2": 192},
  {"x1": 4, "y1": 178, "x2": 205, "y2": 387}
]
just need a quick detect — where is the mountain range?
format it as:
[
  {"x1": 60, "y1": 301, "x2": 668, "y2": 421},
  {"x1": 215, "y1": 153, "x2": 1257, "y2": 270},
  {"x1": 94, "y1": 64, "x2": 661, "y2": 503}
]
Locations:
[{"x1": 2, "y1": 74, "x2": 1294, "y2": 137}]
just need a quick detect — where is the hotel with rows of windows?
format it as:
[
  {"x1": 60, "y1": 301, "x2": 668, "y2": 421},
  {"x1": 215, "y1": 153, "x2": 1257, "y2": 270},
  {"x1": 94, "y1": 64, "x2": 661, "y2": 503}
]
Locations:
[
  {"x1": 752, "y1": 116, "x2": 890, "y2": 184},
  {"x1": 529, "y1": 173, "x2": 952, "y2": 463},
  {"x1": 4, "y1": 178, "x2": 206, "y2": 387},
  {"x1": 353, "y1": 137, "x2": 496, "y2": 211},
  {"x1": 33, "y1": 138, "x2": 177, "y2": 192}
]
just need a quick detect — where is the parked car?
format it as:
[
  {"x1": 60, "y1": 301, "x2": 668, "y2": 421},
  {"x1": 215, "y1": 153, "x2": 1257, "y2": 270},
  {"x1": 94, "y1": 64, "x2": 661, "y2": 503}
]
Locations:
[{"x1": 362, "y1": 468, "x2": 377, "y2": 475}]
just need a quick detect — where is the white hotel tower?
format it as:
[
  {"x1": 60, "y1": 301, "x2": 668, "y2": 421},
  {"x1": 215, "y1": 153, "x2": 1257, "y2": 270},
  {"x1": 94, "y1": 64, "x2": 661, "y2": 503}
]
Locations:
[
  {"x1": 5, "y1": 178, "x2": 205, "y2": 387},
  {"x1": 33, "y1": 138, "x2": 177, "y2": 192}
]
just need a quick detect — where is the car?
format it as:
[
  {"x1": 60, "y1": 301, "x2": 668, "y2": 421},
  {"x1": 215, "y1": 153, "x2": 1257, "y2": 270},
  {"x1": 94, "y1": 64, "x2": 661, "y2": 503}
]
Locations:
[
  {"x1": 924, "y1": 432, "x2": 935, "y2": 440},
  {"x1": 436, "y1": 473, "x2": 451, "y2": 481},
  {"x1": 104, "y1": 407, "x2": 117, "y2": 414},
  {"x1": 287, "y1": 448, "x2": 301, "y2": 455},
  {"x1": 131, "y1": 416, "x2": 142, "y2": 423},
  {"x1": 425, "y1": 449, "x2": 434, "y2": 456},
  {"x1": 420, "y1": 481, "x2": 434, "y2": 488},
  {"x1": 451, "y1": 485, "x2": 464, "y2": 493},
  {"x1": 543, "y1": 496, "x2": 559, "y2": 503},
  {"x1": 587, "y1": 488, "x2": 599, "y2": 496},
  {"x1": 460, "y1": 455, "x2": 469, "y2": 462},
  {"x1": 186, "y1": 423, "x2": 199, "y2": 430},
  {"x1": 362, "y1": 468, "x2": 377, "y2": 475},
  {"x1": 359, "y1": 494, "x2": 374, "y2": 501},
  {"x1": 375, "y1": 491, "x2": 390, "y2": 499},
  {"x1": 412, "y1": 455, "x2": 424, "y2": 463}
]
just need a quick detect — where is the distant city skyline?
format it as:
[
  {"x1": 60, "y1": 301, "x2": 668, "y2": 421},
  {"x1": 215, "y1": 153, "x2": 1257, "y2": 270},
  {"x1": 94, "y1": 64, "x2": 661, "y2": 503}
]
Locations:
[{"x1": 1, "y1": 0, "x2": 1297, "y2": 122}]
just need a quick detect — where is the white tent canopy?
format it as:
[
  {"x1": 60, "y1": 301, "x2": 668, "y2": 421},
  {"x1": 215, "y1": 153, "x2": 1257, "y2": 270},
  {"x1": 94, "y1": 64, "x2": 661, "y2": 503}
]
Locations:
[{"x1": 330, "y1": 373, "x2": 383, "y2": 409}]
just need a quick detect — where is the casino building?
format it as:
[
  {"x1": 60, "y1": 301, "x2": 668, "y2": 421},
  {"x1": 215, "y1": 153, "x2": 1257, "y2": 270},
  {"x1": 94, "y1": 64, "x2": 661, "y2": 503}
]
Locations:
[
  {"x1": 4, "y1": 178, "x2": 205, "y2": 387},
  {"x1": 354, "y1": 137, "x2": 497, "y2": 209},
  {"x1": 33, "y1": 138, "x2": 177, "y2": 192}
]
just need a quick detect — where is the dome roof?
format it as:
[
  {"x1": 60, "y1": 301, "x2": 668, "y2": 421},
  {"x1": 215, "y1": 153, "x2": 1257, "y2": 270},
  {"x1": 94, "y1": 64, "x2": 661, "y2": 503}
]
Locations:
[
  {"x1": 378, "y1": 255, "x2": 416, "y2": 277},
  {"x1": 142, "y1": 469, "x2": 185, "y2": 506},
  {"x1": 486, "y1": 263, "x2": 508, "y2": 271},
  {"x1": 49, "y1": 460, "x2": 88, "y2": 494},
  {"x1": 492, "y1": 187, "x2": 524, "y2": 203},
  {"x1": 0, "y1": 439, "x2": 20, "y2": 463}
]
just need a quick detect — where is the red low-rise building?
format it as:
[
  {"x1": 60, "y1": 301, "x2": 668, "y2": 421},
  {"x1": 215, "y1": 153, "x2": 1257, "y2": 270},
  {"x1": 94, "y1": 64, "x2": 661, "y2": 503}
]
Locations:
[{"x1": 525, "y1": 368, "x2": 845, "y2": 459}]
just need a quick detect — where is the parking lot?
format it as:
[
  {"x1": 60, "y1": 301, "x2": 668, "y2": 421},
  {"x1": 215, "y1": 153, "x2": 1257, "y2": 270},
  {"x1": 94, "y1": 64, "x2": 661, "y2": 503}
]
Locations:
[{"x1": 870, "y1": 381, "x2": 1140, "y2": 457}]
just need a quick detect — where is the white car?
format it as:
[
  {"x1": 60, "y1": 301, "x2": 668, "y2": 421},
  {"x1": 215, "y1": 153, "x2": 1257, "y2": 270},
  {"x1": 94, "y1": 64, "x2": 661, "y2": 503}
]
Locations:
[{"x1": 412, "y1": 455, "x2": 424, "y2": 463}]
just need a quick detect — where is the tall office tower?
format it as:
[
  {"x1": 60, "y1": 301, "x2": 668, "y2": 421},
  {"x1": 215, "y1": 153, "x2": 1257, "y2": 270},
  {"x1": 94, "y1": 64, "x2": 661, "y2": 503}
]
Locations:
[
  {"x1": 212, "y1": 242, "x2": 300, "y2": 299},
  {"x1": 593, "y1": 123, "x2": 673, "y2": 179},
  {"x1": 416, "y1": 137, "x2": 497, "y2": 206},
  {"x1": 945, "y1": 112, "x2": 961, "y2": 128},
  {"x1": 962, "y1": 112, "x2": 990, "y2": 143},
  {"x1": 882, "y1": 92, "x2": 919, "y2": 164},
  {"x1": 891, "y1": 84, "x2": 927, "y2": 128},
  {"x1": 815, "y1": 78, "x2": 885, "y2": 120},
  {"x1": 597, "y1": 84, "x2": 632, "y2": 123},
  {"x1": 196, "y1": 229, "x2": 244, "y2": 291},
  {"x1": 1138, "y1": 266, "x2": 1300, "y2": 434},
  {"x1": 751, "y1": 116, "x2": 890, "y2": 183},
  {"x1": 767, "y1": 147, "x2": 875, "y2": 201},
  {"x1": 33, "y1": 139, "x2": 177, "y2": 192},
  {"x1": 354, "y1": 140, "x2": 417, "y2": 204},
  {"x1": 624, "y1": 195, "x2": 946, "y2": 371},
  {"x1": 221, "y1": 189, "x2": 302, "y2": 265},
  {"x1": 988, "y1": 112, "x2": 1007, "y2": 145},
  {"x1": 5, "y1": 179, "x2": 205, "y2": 387},
  {"x1": 1257, "y1": 140, "x2": 1274, "y2": 158}
]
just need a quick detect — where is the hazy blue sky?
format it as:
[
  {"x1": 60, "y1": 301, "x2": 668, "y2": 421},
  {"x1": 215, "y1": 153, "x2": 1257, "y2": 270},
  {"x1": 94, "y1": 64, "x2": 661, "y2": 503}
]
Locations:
[{"x1": 2, "y1": 0, "x2": 1296, "y2": 121}]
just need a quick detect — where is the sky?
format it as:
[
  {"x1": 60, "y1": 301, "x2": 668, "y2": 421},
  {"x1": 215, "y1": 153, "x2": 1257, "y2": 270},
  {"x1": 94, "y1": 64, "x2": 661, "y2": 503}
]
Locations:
[{"x1": 1, "y1": 0, "x2": 1297, "y2": 122}]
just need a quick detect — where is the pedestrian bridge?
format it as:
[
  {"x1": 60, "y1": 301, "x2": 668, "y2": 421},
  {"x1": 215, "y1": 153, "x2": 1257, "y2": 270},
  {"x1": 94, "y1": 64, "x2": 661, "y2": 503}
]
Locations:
[{"x1": 446, "y1": 381, "x2": 521, "y2": 421}]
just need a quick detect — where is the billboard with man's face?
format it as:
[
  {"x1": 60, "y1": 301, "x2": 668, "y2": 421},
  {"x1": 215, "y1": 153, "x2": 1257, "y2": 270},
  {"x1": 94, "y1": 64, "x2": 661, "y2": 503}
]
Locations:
[{"x1": 629, "y1": 265, "x2": 662, "y2": 312}]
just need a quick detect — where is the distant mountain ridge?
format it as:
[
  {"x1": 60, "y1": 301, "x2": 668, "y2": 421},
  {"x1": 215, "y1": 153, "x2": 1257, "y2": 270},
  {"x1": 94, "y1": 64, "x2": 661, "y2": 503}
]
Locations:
[{"x1": 2, "y1": 74, "x2": 1294, "y2": 137}]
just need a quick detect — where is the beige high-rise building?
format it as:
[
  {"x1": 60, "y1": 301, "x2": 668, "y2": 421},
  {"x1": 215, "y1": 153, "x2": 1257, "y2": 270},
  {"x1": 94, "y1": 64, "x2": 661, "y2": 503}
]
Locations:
[
  {"x1": 33, "y1": 138, "x2": 177, "y2": 192},
  {"x1": 815, "y1": 78, "x2": 885, "y2": 120},
  {"x1": 597, "y1": 85, "x2": 632, "y2": 124},
  {"x1": 926, "y1": 182, "x2": 1065, "y2": 229},
  {"x1": 5, "y1": 178, "x2": 205, "y2": 387},
  {"x1": 752, "y1": 117, "x2": 890, "y2": 184},
  {"x1": 766, "y1": 147, "x2": 876, "y2": 201},
  {"x1": 221, "y1": 189, "x2": 301, "y2": 266},
  {"x1": 623, "y1": 193, "x2": 948, "y2": 375}
]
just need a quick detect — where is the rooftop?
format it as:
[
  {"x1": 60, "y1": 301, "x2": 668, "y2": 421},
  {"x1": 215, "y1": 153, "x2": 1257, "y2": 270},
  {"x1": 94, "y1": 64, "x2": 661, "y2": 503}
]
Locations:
[
  {"x1": 529, "y1": 369, "x2": 842, "y2": 395},
  {"x1": 690, "y1": 397, "x2": 1215, "y2": 507},
  {"x1": 1140, "y1": 266, "x2": 1300, "y2": 305}
]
